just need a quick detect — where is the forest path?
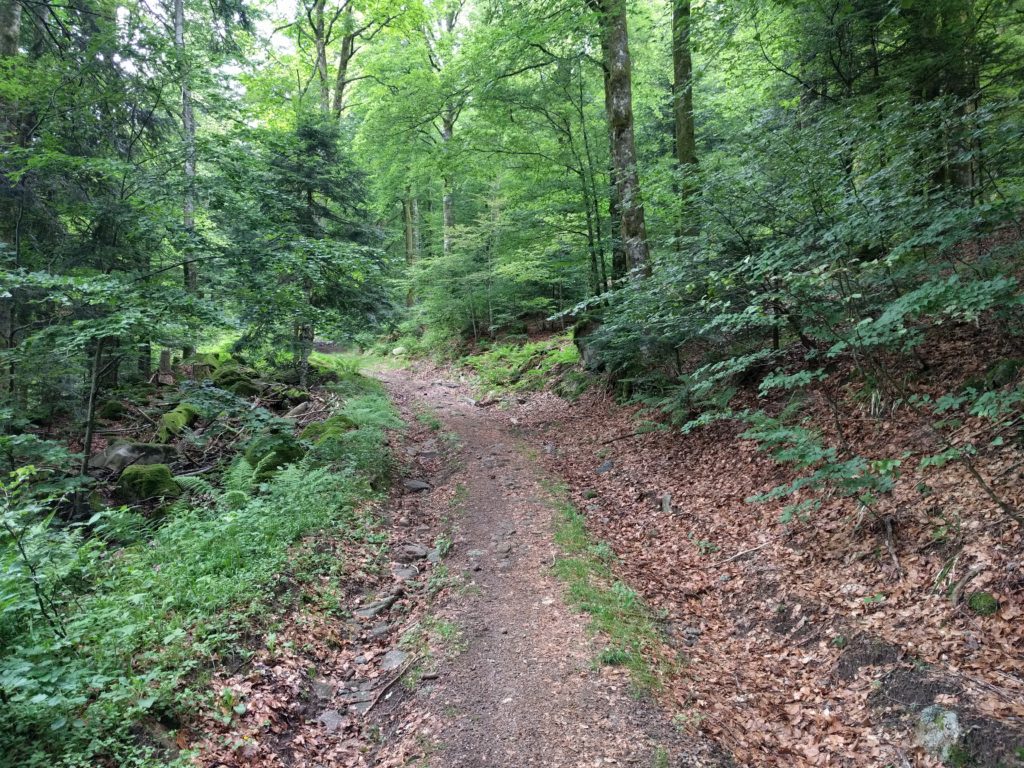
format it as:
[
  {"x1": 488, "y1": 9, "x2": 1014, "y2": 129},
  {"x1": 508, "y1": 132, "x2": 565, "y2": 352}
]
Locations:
[{"x1": 376, "y1": 367, "x2": 717, "y2": 768}]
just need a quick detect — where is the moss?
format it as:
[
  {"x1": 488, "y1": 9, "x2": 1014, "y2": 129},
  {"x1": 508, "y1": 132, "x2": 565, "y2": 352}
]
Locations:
[
  {"x1": 157, "y1": 403, "x2": 201, "y2": 443},
  {"x1": 117, "y1": 464, "x2": 182, "y2": 502},
  {"x1": 967, "y1": 591, "x2": 999, "y2": 616},
  {"x1": 283, "y1": 388, "x2": 309, "y2": 404},
  {"x1": 244, "y1": 431, "x2": 306, "y2": 482},
  {"x1": 213, "y1": 359, "x2": 261, "y2": 396},
  {"x1": 98, "y1": 400, "x2": 126, "y2": 420},
  {"x1": 301, "y1": 414, "x2": 356, "y2": 442},
  {"x1": 229, "y1": 379, "x2": 263, "y2": 398}
]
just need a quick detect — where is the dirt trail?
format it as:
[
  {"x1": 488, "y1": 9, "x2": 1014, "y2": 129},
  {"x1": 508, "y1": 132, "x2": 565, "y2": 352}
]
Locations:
[{"x1": 378, "y1": 371, "x2": 722, "y2": 768}]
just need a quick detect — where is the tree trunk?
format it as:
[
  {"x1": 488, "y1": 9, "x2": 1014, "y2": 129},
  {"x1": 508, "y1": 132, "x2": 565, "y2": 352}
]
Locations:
[
  {"x1": 440, "y1": 111, "x2": 455, "y2": 256},
  {"x1": 313, "y1": 0, "x2": 330, "y2": 113},
  {"x1": 403, "y1": 190, "x2": 417, "y2": 306},
  {"x1": 174, "y1": 0, "x2": 197, "y2": 357},
  {"x1": 596, "y1": 0, "x2": 649, "y2": 278},
  {"x1": 331, "y1": 27, "x2": 355, "y2": 119},
  {"x1": 672, "y1": 0, "x2": 697, "y2": 240},
  {"x1": 0, "y1": 0, "x2": 19, "y2": 57}
]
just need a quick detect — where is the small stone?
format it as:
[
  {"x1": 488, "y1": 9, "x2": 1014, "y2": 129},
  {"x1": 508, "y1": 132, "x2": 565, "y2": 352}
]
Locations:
[
  {"x1": 596, "y1": 459, "x2": 614, "y2": 474},
  {"x1": 467, "y1": 549, "x2": 486, "y2": 558},
  {"x1": 312, "y1": 680, "x2": 337, "y2": 700},
  {"x1": 317, "y1": 709, "x2": 346, "y2": 733},
  {"x1": 354, "y1": 595, "x2": 397, "y2": 619},
  {"x1": 393, "y1": 564, "x2": 419, "y2": 581},
  {"x1": 496, "y1": 542, "x2": 513, "y2": 555},
  {"x1": 369, "y1": 623, "x2": 391, "y2": 639},
  {"x1": 402, "y1": 479, "x2": 431, "y2": 493},
  {"x1": 380, "y1": 649, "x2": 409, "y2": 671},
  {"x1": 914, "y1": 706, "x2": 961, "y2": 762},
  {"x1": 395, "y1": 543, "x2": 430, "y2": 561},
  {"x1": 427, "y1": 548, "x2": 442, "y2": 564}
]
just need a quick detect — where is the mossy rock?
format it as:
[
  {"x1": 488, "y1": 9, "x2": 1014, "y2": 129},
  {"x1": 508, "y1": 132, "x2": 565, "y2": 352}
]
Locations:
[
  {"x1": 98, "y1": 400, "x2": 126, "y2": 420},
  {"x1": 967, "y1": 591, "x2": 999, "y2": 616},
  {"x1": 157, "y1": 403, "x2": 201, "y2": 443},
  {"x1": 212, "y1": 360, "x2": 261, "y2": 394},
  {"x1": 244, "y1": 431, "x2": 306, "y2": 482},
  {"x1": 229, "y1": 379, "x2": 263, "y2": 398},
  {"x1": 117, "y1": 464, "x2": 182, "y2": 502},
  {"x1": 301, "y1": 414, "x2": 356, "y2": 442}
]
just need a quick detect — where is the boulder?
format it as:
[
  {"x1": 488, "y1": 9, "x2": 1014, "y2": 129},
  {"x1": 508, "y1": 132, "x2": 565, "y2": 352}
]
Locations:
[
  {"x1": 157, "y1": 403, "x2": 201, "y2": 443},
  {"x1": 89, "y1": 442, "x2": 176, "y2": 472},
  {"x1": 212, "y1": 360, "x2": 261, "y2": 397},
  {"x1": 116, "y1": 464, "x2": 181, "y2": 502}
]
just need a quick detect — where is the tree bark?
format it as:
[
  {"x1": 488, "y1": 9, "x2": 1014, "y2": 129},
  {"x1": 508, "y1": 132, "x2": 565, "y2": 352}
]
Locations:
[
  {"x1": 0, "y1": 0, "x2": 19, "y2": 57},
  {"x1": 672, "y1": 0, "x2": 697, "y2": 239},
  {"x1": 174, "y1": 0, "x2": 197, "y2": 356},
  {"x1": 331, "y1": 24, "x2": 355, "y2": 119},
  {"x1": 403, "y1": 190, "x2": 417, "y2": 306},
  {"x1": 595, "y1": 0, "x2": 649, "y2": 278},
  {"x1": 441, "y1": 111, "x2": 455, "y2": 256}
]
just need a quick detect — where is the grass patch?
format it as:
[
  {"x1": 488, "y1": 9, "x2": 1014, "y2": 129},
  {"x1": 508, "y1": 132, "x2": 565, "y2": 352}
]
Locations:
[{"x1": 551, "y1": 498, "x2": 669, "y2": 691}]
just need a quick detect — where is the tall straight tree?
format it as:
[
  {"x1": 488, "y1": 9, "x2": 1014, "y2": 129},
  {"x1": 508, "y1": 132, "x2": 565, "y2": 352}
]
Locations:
[
  {"x1": 672, "y1": 0, "x2": 697, "y2": 238},
  {"x1": 589, "y1": 0, "x2": 649, "y2": 277},
  {"x1": 174, "y1": 0, "x2": 198, "y2": 357}
]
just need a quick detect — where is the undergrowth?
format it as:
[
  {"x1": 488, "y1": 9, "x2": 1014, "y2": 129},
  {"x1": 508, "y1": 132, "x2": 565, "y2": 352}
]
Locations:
[
  {"x1": 464, "y1": 335, "x2": 588, "y2": 398},
  {"x1": 0, "y1": 363, "x2": 401, "y2": 767},
  {"x1": 548, "y1": 486, "x2": 668, "y2": 691}
]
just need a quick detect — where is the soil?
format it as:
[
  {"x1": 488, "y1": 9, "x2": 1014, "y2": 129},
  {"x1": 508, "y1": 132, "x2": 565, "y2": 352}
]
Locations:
[{"x1": 375, "y1": 370, "x2": 729, "y2": 767}]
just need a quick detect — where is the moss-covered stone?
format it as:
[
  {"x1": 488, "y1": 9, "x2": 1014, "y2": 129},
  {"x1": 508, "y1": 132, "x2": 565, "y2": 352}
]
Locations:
[
  {"x1": 157, "y1": 403, "x2": 201, "y2": 442},
  {"x1": 117, "y1": 464, "x2": 182, "y2": 502},
  {"x1": 967, "y1": 591, "x2": 999, "y2": 616},
  {"x1": 301, "y1": 414, "x2": 356, "y2": 442},
  {"x1": 98, "y1": 400, "x2": 126, "y2": 420},
  {"x1": 986, "y1": 358, "x2": 1022, "y2": 388},
  {"x1": 228, "y1": 379, "x2": 263, "y2": 397},
  {"x1": 212, "y1": 360, "x2": 261, "y2": 395},
  {"x1": 244, "y1": 431, "x2": 306, "y2": 482}
]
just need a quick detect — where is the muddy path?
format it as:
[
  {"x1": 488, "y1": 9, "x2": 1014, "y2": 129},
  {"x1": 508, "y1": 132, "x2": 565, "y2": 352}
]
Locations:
[{"x1": 376, "y1": 369, "x2": 726, "y2": 768}]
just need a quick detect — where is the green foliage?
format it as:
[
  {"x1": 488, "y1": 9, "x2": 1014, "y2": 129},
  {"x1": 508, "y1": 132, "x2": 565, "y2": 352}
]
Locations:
[
  {"x1": 464, "y1": 336, "x2": 581, "y2": 393},
  {"x1": 0, "y1": 387, "x2": 400, "y2": 766},
  {"x1": 967, "y1": 591, "x2": 1000, "y2": 616},
  {"x1": 157, "y1": 403, "x2": 202, "y2": 443},
  {"x1": 115, "y1": 465, "x2": 183, "y2": 503}
]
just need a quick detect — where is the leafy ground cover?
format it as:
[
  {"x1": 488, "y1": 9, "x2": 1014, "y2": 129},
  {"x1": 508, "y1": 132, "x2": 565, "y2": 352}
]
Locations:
[
  {"x1": 0, "y1": 357, "x2": 400, "y2": 767},
  {"x1": 475, "y1": 328, "x2": 1024, "y2": 767}
]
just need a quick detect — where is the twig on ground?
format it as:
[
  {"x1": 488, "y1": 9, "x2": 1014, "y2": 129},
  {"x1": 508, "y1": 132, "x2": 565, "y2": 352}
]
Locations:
[
  {"x1": 365, "y1": 654, "x2": 422, "y2": 714},
  {"x1": 718, "y1": 542, "x2": 769, "y2": 564}
]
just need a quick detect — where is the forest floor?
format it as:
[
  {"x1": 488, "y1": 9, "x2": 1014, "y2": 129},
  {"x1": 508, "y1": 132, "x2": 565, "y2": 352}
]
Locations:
[
  {"x1": 370, "y1": 366, "x2": 728, "y2": 767},
  {"x1": 195, "y1": 357, "x2": 1023, "y2": 767}
]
